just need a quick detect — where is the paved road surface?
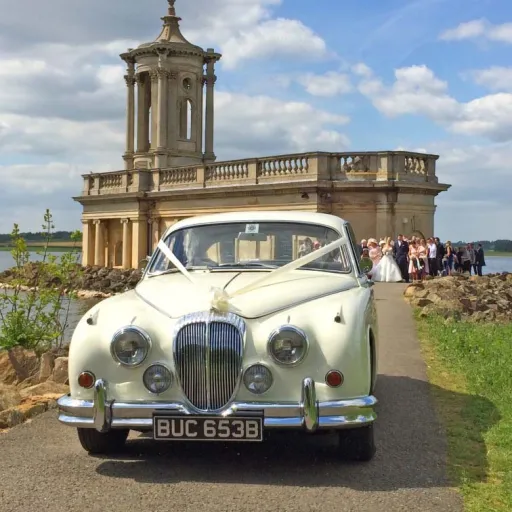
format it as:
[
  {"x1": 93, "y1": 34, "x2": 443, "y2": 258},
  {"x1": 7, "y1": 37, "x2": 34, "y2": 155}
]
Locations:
[{"x1": 0, "y1": 284, "x2": 462, "y2": 512}]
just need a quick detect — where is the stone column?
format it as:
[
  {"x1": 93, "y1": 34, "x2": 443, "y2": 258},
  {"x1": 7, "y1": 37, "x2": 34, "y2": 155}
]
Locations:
[
  {"x1": 136, "y1": 74, "x2": 146, "y2": 153},
  {"x1": 150, "y1": 70, "x2": 159, "y2": 151},
  {"x1": 131, "y1": 218, "x2": 148, "y2": 269},
  {"x1": 121, "y1": 219, "x2": 133, "y2": 269},
  {"x1": 167, "y1": 72, "x2": 178, "y2": 151},
  {"x1": 155, "y1": 69, "x2": 169, "y2": 168},
  {"x1": 93, "y1": 220, "x2": 105, "y2": 267},
  {"x1": 81, "y1": 220, "x2": 93, "y2": 266},
  {"x1": 204, "y1": 57, "x2": 216, "y2": 162},
  {"x1": 124, "y1": 61, "x2": 136, "y2": 169},
  {"x1": 151, "y1": 218, "x2": 161, "y2": 250}
]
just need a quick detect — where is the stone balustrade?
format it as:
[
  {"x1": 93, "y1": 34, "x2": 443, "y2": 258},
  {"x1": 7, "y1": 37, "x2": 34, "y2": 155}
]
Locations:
[{"x1": 81, "y1": 151, "x2": 439, "y2": 196}]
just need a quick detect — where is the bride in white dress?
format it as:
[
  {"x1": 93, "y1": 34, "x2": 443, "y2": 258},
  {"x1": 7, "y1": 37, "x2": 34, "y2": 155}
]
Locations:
[{"x1": 371, "y1": 237, "x2": 403, "y2": 282}]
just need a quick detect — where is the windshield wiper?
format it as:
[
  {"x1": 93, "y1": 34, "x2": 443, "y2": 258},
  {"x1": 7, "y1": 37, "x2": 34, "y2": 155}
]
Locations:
[{"x1": 214, "y1": 262, "x2": 278, "y2": 269}]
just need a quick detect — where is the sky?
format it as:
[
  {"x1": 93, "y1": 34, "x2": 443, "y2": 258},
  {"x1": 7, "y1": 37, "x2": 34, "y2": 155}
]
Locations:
[{"x1": 0, "y1": 0, "x2": 511, "y2": 241}]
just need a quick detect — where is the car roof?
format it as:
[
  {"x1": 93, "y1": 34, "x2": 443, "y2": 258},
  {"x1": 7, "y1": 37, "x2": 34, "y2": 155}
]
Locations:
[{"x1": 164, "y1": 211, "x2": 348, "y2": 236}]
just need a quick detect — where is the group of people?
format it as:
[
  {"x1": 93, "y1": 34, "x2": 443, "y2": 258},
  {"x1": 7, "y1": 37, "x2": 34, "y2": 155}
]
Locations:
[{"x1": 358, "y1": 235, "x2": 487, "y2": 283}]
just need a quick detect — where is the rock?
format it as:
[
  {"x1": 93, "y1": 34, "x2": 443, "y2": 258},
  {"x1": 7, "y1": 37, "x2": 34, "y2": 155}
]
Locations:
[
  {"x1": 39, "y1": 352, "x2": 55, "y2": 382},
  {"x1": 0, "y1": 348, "x2": 39, "y2": 385},
  {"x1": 0, "y1": 383, "x2": 22, "y2": 412},
  {"x1": 405, "y1": 273, "x2": 512, "y2": 324},
  {"x1": 0, "y1": 408, "x2": 25, "y2": 429},
  {"x1": 19, "y1": 381, "x2": 69, "y2": 399},
  {"x1": 49, "y1": 357, "x2": 69, "y2": 384}
]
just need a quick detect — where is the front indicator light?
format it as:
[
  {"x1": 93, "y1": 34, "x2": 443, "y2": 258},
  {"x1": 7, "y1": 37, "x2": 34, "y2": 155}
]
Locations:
[
  {"x1": 243, "y1": 364, "x2": 273, "y2": 395},
  {"x1": 325, "y1": 370, "x2": 344, "y2": 388},
  {"x1": 143, "y1": 364, "x2": 173, "y2": 394},
  {"x1": 78, "y1": 371, "x2": 95, "y2": 389}
]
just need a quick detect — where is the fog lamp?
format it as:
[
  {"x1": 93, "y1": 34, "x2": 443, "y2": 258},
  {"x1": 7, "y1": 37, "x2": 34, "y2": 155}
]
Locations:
[
  {"x1": 143, "y1": 364, "x2": 173, "y2": 394},
  {"x1": 243, "y1": 364, "x2": 273, "y2": 395}
]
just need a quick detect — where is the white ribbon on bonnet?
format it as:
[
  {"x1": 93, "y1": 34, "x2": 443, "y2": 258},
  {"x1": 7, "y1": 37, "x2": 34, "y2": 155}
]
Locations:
[{"x1": 156, "y1": 237, "x2": 346, "y2": 313}]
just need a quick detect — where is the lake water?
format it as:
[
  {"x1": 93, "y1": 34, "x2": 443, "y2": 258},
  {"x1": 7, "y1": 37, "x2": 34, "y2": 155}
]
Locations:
[{"x1": 1, "y1": 250, "x2": 512, "y2": 344}]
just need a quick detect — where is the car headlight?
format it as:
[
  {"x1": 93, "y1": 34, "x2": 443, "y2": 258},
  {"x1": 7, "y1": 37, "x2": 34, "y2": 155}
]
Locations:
[
  {"x1": 267, "y1": 325, "x2": 309, "y2": 366},
  {"x1": 243, "y1": 364, "x2": 273, "y2": 394},
  {"x1": 110, "y1": 326, "x2": 151, "y2": 367}
]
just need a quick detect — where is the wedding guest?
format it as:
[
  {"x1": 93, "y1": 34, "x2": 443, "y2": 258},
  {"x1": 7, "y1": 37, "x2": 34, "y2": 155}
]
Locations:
[
  {"x1": 467, "y1": 243, "x2": 476, "y2": 275},
  {"x1": 427, "y1": 237, "x2": 438, "y2": 276},
  {"x1": 461, "y1": 245, "x2": 471, "y2": 273},
  {"x1": 417, "y1": 239, "x2": 429, "y2": 280},
  {"x1": 475, "y1": 244, "x2": 486, "y2": 276},
  {"x1": 435, "y1": 237, "x2": 445, "y2": 275},
  {"x1": 443, "y1": 241, "x2": 455, "y2": 275},
  {"x1": 408, "y1": 240, "x2": 421, "y2": 282},
  {"x1": 360, "y1": 248, "x2": 373, "y2": 276},
  {"x1": 368, "y1": 238, "x2": 382, "y2": 270},
  {"x1": 393, "y1": 234, "x2": 410, "y2": 283}
]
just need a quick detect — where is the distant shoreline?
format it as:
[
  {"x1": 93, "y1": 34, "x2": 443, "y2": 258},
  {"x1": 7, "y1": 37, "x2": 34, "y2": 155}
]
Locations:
[{"x1": 0, "y1": 242, "x2": 80, "y2": 252}]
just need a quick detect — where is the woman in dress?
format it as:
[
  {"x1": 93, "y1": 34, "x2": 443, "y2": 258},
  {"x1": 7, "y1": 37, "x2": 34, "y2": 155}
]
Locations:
[
  {"x1": 367, "y1": 239, "x2": 382, "y2": 272},
  {"x1": 417, "y1": 239, "x2": 429, "y2": 280},
  {"x1": 408, "y1": 240, "x2": 422, "y2": 282},
  {"x1": 371, "y1": 237, "x2": 403, "y2": 282}
]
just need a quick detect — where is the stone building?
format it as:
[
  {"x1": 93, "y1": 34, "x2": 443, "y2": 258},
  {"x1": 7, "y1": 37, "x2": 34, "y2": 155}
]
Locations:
[{"x1": 75, "y1": 0, "x2": 451, "y2": 269}]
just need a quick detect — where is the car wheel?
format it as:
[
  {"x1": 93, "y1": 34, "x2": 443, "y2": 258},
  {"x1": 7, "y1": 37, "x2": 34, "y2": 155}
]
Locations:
[
  {"x1": 337, "y1": 424, "x2": 376, "y2": 462},
  {"x1": 77, "y1": 428, "x2": 129, "y2": 455}
]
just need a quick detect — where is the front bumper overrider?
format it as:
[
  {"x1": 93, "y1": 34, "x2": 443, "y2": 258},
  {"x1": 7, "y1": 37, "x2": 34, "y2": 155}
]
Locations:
[{"x1": 57, "y1": 378, "x2": 377, "y2": 433}]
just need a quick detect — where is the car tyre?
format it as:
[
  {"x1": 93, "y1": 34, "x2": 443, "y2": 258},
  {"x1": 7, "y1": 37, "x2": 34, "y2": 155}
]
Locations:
[
  {"x1": 77, "y1": 428, "x2": 129, "y2": 455},
  {"x1": 337, "y1": 424, "x2": 376, "y2": 462}
]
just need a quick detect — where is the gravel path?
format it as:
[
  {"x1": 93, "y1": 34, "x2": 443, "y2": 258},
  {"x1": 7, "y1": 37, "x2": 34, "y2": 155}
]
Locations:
[{"x1": 0, "y1": 283, "x2": 462, "y2": 512}]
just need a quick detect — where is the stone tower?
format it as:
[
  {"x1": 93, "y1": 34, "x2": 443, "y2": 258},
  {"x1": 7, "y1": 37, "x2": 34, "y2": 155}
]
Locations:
[{"x1": 120, "y1": 0, "x2": 221, "y2": 171}]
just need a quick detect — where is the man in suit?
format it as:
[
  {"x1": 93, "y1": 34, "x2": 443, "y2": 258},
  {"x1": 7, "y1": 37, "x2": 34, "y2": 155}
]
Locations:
[
  {"x1": 475, "y1": 244, "x2": 486, "y2": 276},
  {"x1": 393, "y1": 234, "x2": 410, "y2": 283}
]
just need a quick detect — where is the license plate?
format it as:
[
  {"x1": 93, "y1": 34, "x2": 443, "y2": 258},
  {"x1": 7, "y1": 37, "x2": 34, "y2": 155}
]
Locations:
[{"x1": 153, "y1": 415, "x2": 263, "y2": 442}]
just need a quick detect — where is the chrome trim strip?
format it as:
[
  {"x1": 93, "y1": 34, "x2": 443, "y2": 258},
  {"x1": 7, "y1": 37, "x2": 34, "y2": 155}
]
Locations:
[{"x1": 58, "y1": 377, "x2": 377, "y2": 432}]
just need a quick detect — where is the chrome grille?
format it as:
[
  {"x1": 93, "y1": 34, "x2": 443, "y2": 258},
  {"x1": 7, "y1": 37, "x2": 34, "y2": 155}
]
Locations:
[{"x1": 173, "y1": 311, "x2": 245, "y2": 412}]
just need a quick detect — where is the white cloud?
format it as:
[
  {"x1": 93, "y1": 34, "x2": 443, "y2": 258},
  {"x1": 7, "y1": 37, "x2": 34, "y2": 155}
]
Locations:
[
  {"x1": 439, "y1": 19, "x2": 512, "y2": 43},
  {"x1": 220, "y1": 18, "x2": 329, "y2": 70},
  {"x1": 356, "y1": 64, "x2": 512, "y2": 142},
  {"x1": 467, "y1": 66, "x2": 512, "y2": 92},
  {"x1": 297, "y1": 71, "x2": 352, "y2": 97}
]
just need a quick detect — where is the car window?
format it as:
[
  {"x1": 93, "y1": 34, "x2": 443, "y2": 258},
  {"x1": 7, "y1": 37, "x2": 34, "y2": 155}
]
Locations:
[{"x1": 148, "y1": 221, "x2": 352, "y2": 274}]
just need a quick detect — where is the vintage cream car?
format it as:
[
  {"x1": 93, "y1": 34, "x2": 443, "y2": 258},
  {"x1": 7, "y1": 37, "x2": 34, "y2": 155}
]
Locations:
[{"x1": 57, "y1": 211, "x2": 379, "y2": 461}]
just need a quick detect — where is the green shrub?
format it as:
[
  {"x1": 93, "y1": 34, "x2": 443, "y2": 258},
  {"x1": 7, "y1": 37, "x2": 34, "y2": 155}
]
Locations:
[{"x1": 0, "y1": 209, "x2": 83, "y2": 358}]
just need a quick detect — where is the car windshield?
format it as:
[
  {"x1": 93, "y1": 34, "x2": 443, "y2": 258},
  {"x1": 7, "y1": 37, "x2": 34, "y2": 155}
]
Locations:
[{"x1": 147, "y1": 221, "x2": 352, "y2": 275}]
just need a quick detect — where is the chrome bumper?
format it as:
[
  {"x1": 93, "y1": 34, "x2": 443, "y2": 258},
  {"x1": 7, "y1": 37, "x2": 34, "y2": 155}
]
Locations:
[{"x1": 57, "y1": 378, "x2": 377, "y2": 433}]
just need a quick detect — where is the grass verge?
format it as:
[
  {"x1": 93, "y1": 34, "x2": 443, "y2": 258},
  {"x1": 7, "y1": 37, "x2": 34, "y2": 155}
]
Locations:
[{"x1": 416, "y1": 312, "x2": 512, "y2": 511}]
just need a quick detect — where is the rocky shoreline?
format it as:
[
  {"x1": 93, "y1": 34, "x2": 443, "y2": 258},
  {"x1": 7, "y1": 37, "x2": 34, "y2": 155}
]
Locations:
[
  {"x1": 404, "y1": 272, "x2": 512, "y2": 323},
  {"x1": 0, "y1": 347, "x2": 70, "y2": 431},
  {"x1": 0, "y1": 264, "x2": 144, "y2": 299}
]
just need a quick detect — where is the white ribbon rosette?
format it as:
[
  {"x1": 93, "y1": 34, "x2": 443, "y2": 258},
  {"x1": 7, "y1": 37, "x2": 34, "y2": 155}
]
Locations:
[{"x1": 156, "y1": 237, "x2": 346, "y2": 313}]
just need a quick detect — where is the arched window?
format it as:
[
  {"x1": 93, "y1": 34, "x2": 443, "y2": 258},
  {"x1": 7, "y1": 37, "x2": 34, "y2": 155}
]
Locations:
[
  {"x1": 186, "y1": 99, "x2": 192, "y2": 140},
  {"x1": 179, "y1": 98, "x2": 193, "y2": 140}
]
